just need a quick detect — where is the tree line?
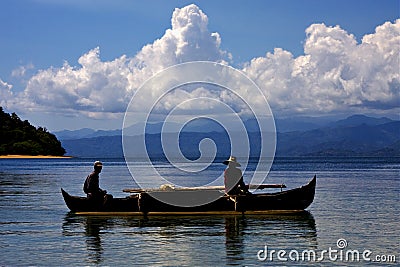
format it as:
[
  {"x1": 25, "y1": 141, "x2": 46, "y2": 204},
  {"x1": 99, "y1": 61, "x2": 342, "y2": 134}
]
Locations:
[{"x1": 0, "y1": 107, "x2": 66, "y2": 156}]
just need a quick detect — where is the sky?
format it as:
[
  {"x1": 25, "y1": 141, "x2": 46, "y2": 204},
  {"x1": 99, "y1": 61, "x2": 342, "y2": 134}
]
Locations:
[{"x1": 0, "y1": 0, "x2": 399, "y2": 131}]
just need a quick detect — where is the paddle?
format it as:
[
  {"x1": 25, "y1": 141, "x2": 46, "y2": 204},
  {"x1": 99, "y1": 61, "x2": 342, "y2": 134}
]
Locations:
[{"x1": 123, "y1": 183, "x2": 286, "y2": 193}]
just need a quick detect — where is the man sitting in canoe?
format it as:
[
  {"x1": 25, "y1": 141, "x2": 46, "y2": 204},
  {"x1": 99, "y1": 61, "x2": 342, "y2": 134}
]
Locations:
[
  {"x1": 223, "y1": 156, "x2": 249, "y2": 195},
  {"x1": 83, "y1": 161, "x2": 112, "y2": 204}
]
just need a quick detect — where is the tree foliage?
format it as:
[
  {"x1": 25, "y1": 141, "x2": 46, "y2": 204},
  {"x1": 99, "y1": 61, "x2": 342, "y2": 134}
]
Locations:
[{"x1": 0, "y1": 107, "x2": 66, "y2": 156}]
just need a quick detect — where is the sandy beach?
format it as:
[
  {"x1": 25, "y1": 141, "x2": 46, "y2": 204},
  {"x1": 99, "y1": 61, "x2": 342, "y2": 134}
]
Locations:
[{"x1": 0, "y1": 155, "x2": 73, "y2": 159}]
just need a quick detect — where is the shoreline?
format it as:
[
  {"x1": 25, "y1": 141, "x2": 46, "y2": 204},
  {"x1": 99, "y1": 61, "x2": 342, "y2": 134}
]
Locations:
[{"x1": 0, "y1": 155, "x2": 73, "y2": 159}]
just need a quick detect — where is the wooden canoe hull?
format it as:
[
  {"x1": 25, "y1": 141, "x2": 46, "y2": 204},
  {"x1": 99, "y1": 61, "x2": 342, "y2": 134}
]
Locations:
[{"x1": 61, "y1": 175, "x2": 316, "y2": 215}]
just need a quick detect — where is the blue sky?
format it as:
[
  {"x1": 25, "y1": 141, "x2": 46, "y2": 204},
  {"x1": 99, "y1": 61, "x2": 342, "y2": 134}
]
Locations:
[{"x1": 0, "y1": 0, "x2": 399, "y2": 130}]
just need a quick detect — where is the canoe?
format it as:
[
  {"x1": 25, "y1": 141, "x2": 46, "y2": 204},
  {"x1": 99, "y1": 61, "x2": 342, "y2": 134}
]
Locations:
[{"x1": 61, "y1": 175, "x2": 316, "y2": 215}]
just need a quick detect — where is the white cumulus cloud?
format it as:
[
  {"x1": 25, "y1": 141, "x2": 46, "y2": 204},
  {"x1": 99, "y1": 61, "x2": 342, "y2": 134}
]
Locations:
[
  {"x1": 5, "y1": 4, "x2": 229, "y2": 118},
  {"x1": 1, "y1": 4, "x2": 399, "y2": 120},
  {"x1": 11, "y1": 63, "x2": 35, "y2": 78},
  {"x1": 0, "y1": 79, "x2": 14, "y2": 108},
  {"x1": 243, "y1": 19, "x2": 400, "y2": 115},
  {"x1": 23, "y1": 48, "x2": 131, "y2": 116}
]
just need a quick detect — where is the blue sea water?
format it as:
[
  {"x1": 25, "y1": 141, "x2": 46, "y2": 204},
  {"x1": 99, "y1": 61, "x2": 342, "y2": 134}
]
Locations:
[{"x1": 0, "y1": 157, "x2": 399, "y2": 266}]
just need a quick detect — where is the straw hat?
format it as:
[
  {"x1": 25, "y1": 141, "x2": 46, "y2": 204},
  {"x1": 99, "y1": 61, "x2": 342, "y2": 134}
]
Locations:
[{"x1": 223, "y1": 156, "x2": 241, "y2": 167}]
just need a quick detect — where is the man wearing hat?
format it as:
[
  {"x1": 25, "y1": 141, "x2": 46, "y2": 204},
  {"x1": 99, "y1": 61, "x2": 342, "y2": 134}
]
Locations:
[
  {"x1": 223, "y1": 156, "x2": 248, "y2": 195},
  {"x1": 83, "y1": 161, "x2": 108, "y2": 201}
]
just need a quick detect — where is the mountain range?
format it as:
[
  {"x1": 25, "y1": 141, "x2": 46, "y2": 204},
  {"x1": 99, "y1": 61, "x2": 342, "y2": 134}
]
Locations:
[{"x1": 56, "y1": 115, "x2": 400, "y2": 158}]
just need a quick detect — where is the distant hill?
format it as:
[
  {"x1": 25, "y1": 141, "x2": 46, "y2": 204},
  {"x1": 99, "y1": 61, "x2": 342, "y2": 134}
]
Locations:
[
  {"x1": 0, "y1": 107, "x2": 65, "y2": 156},
  {"x1": 55, "y1": 120, "x2": 226, "y2": 140},
  {"x1": 277, "y1": 121, "x2": 400, "y2": 156},
  {"x1": 329, "y1": 114, "x2": 394, "y2": 127},
  {"x1": 62, "y1": 135, "x2": 122, "y2": 158},
  {"x1": 60, "y1": 115, "x2": 400, "y2": 158},
  {"x1": 55, "y1": 128, "x2": 122, "y2": 140},
  {"x1": 61, "y1": 131, "x2": 264, "y2": 159},
  {"x1": 56, "y1": 114, "x2": 395, "y2": 139}
]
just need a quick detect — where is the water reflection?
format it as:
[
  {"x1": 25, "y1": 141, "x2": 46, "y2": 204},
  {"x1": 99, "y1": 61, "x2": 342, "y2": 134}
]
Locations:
[
  {"x1": 246, "y1": 211, "x2": 318, "y2": 248},
  {"x1": 224, "y1": 212, "x2": 317, "y2": 265},
  {"x1": 63, "y1": 215, "x2": 113, "y2": 265},
  {"x1": 84, "y1": 217, "x2": 104, "y2": 264},
  {"x1": 225, "y1": 216, "x2": 246, "y2": 264},
  {"x1": 62, "y1": 211, "x2": 317, "y2": 265}
]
